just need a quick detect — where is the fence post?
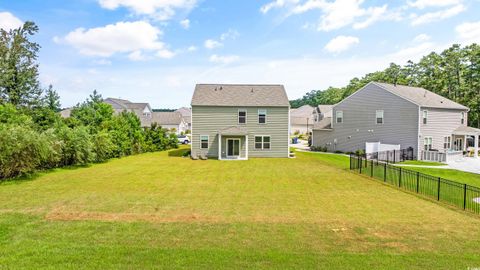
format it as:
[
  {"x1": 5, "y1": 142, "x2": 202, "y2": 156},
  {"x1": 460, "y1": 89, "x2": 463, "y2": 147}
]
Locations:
[
  {"x1": 349, "y1": 154, "x2": 352, "y2": 170},
  {"x1": 371, "y1": 160, "x2": 374, "y2": 177},
  {"x1": 393, "y1": 150, "x2": 396, "y2": 163},
  {"x1": 384, "y1": 163, "x2": 387, "y2": 182},
  {"x1": 399, "y1": 167, "x2": 402, "y2": 187},
  {"x1": 386, "y1": 151, "x2": 389, "y2": 164},
  {"x1": 358, "y1": 156, "x2": 363, "y2": 174},
  {"x1": 416, "y1": 172, "x2": 420, "y2": 193},
  {"x1": 463, "y1": 184, "x2": 467, "y2": 210},
  {"x1": 437, "y1": 177, "x2": 441, "y2": 201}
]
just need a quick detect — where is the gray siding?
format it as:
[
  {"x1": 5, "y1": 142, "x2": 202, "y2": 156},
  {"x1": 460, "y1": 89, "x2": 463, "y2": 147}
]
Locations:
[
  {"x1": 312, "y1": 83, "x2": 419, "y2": 155},
  {"x1": 191, "y1": 106, "x2": 289, "y2": 158},
  {"x1": 419, "y1": 107, "x2": 467, "y2": 151}
]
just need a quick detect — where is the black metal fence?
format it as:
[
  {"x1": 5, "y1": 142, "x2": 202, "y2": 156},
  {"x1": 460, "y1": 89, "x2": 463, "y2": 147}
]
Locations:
[
  {"x1": 367, "y1": 147, "x2": 415, "y2": 164},
  {"x1": 350, "y1": 154, "x2": 480, "y2": 214}
]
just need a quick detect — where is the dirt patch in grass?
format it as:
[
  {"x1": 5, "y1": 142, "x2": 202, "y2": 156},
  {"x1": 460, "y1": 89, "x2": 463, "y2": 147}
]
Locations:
[{"x1": 45, "y1": 211, "x2": 226, "y2": 223}]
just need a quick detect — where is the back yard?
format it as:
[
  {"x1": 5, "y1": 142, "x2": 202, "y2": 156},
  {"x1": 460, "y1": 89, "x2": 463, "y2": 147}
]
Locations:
[{"x1": 1, "y1": 148, "x2": 480, "y2": 269}]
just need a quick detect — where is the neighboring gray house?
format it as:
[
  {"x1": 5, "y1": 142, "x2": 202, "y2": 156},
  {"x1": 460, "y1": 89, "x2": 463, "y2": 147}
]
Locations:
[
  {"x1": 175, "y1": 107, "x2": 192, "y2": 131},
  {"x1": 290, "y1": 105, "x2": 314, "y2": 135},
  {"x1": 191, "y1": 84, "x2": 290, "y2": 160},
  {"x1": 312, "y1": 82, "x2": 479, "y2": 159},
  {"x1": 151, "y1": 112, "x2": 188, "y2": 134},
  {"x1": 104, "y1": 98, "x2": 153, "y2": 127}
]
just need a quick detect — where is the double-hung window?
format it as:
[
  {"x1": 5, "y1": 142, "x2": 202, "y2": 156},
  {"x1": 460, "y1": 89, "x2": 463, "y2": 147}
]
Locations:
[
  {"x1": 255, "y1": 136, "x2": 271, "y2": 150},
  {"x1": 423, "y1": 110, "x2": 428, "y2": 125},
  {"x1": 238, "y1": 109, "x2": 247, "y2": 124},
  {"x1": 461, "y1": 112, "x2": 465, "y2": 125},
  {"x1": 258, "y1": 109, "x2": 267, "y2": 124},
  {"x1": 336, "y1": 111, "x2": 343, "y2": 123},
  {"x1": 424, "y1": 137, "x2": 433, "y2": 151},
  {"x1": 200, "y1": 135, "x2": 209, "y2": 149},
  {"x1": 443, "y1": 136, "x2": 451, "y2": 150},
  {"x1": 376, "y1": 110, "x2": 384, "y2": 124}
]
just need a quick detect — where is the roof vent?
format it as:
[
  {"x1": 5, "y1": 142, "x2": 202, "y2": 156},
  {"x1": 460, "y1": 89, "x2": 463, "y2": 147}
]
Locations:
[
  {"x1": 214, "y1": 87, "x2": 217, "y2": 91},
  {"x1": 251, "y1": 88, "x2": 254, "y2": 93},
  {"x1": 219, "y1": 86, "x2": 223, "y2": 90},
  {"x1": 424, "y1": 90, "x2": 427, "y2": 97}
]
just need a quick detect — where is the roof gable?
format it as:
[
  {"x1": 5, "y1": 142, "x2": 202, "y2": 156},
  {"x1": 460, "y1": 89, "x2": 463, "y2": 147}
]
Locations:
[{"x1": 191, "y1": 84, "x2": 290, "y2": 107}]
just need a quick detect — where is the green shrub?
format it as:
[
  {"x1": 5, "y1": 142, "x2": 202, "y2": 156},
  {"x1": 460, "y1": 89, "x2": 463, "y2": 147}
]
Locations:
[
  {"x1": 92, "y1": 131, "x2": 115, "y2": 162},
  {"x1": 0, "y1": 124, "x2": 53, "y2": 179},
  {"x1": 56, "y1": 126, "x2": 93, "y2": 166}
]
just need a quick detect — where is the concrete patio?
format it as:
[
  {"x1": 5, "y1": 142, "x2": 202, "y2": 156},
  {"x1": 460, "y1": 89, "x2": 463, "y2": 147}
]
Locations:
[{"x1": 447, "y1": 157, "x2": 480, "y2": 174}]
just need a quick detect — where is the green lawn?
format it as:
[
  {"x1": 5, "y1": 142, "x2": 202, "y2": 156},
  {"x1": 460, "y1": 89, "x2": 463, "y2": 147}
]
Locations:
[
  {"x1": 398, "y1": 160, "x2": 446, "y2": 166},
  {"x1": 1, "y1": 148, "x2": 480, "y2": 269},
  {"x1": 394, "y1": 165, "x2": 480, "y2": 188}
]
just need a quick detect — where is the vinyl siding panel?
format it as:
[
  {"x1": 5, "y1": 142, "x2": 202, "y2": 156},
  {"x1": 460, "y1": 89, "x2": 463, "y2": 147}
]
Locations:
[
  {"x1": 191, "y1": 106, "x2": 289, "y2": 158},
  {"x1": 419, "y1": 108, "x2": 467, "y2": 151},
  {"x1": 312, "y1": 84, "x2": 419, "y2": 155}
]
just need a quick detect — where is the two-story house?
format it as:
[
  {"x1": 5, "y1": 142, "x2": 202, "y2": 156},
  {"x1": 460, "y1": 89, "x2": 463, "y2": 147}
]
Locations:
[
  {"x1": 312, "y1": 82, "x2": 479, "y2": 159},
  {"x1": 190, "y1": 84, "x2": 290, "y2": 160}
]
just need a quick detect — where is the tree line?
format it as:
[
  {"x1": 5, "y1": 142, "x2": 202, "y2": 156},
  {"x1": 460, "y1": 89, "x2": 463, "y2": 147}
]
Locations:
[
  {"x1": 0, "y1": 22, "x2": 178, "y2": 180},
  {"x1": 290, "y1": 44, "x2": 480, "y2": 128}
]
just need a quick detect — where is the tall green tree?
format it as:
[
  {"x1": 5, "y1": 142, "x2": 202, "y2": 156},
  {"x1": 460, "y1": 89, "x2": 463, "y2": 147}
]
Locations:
[
  {"x1": 43, "y1": 84, "x2": 61, "y2": 112},
  {"x1": 0, "y1": 22, "x2": 42, "y2": 107}
]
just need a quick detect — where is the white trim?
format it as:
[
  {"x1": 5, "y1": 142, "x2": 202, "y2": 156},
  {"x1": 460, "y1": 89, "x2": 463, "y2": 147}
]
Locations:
[
  {"x1": 422, "y1": 110, "x2": 428, "y2": 125},
  {"x1": 200, "y1": 135, "x2": 209, "y2": 149},
  {"x1": 287, "y1": 107, "x2": 290, "y2": 157},
  {"x1": 258, "y1": 109, "x2": 267, "y2": 124},
  {"x1": 245, "y1": 135, "x2": 249, "y2": 160},
  {"x1": 375, "y1": 110, "x2": 384, "y2": 125},
  {"x1": 335, "y1": 110, "x2": 343, "y2": 124},
  {"x1": 254, "y1": 135, "x2": 271, "y2": 150},
  {"x1": 238, "y1": 108, "x2": 247, "y2": 124},
  {"x1": 218, "y1": 133, "x2": 222, "y2": 160}
]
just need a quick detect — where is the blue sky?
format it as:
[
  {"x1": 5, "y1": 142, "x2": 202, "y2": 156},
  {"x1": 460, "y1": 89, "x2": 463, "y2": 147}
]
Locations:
[{"x1": 1, "y1": 0, "x2": 479, "y2": 108}]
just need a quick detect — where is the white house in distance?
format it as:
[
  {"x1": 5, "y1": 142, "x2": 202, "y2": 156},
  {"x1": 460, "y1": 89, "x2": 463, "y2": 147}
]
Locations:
[
  {"x1": 152, "y1": 112, "x2": 188, "y2": 134},
  {"x1": 312, "y1": 82, "x2": 479, "y2": 161}
]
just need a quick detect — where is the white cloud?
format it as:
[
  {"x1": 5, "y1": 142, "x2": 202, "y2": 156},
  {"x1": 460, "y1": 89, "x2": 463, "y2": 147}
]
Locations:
[
  {"x1": 180, "y1": 19, "x2": 190, "y2": 29},
  {"x1": 59, "y1": 21, "x2": 172, "y2": 59},
  {"x1": 270, "y1": 0, "x2": 398, "y2": 31},
  {"x1": 0, "y1": 12, "x2": 22, "y2": 31},
  {"x1": 187, "y1": 45, "x2": 197, "y2": 52},
  {"x1": 156, "y1": 49, "x2": 176, "y2": 59},
  {"x1": 204, "y1": 29, "x2": 239, "y2": 49},
  {"x1": 413, "y1": 33, "x2": 431, "y2": 43},
  {"x1": 209, "y1": 54, "x2": 240, "y2": 64},
  {"x1": 324, "y1": 35, "x2": 359, "y2": 53},
  {"x1": 98, "y1": 0, "x2": 197, "y2": 21},
  {"x1": 410, "y1": 4, "x2": 465, "y2": 26},
  {"x1": 204, "y1": 39, "x2": 223, "y2": 49},
  {"x1": 456, "y1": 21, "x2": 480, "y2": 44},
  {"x1": 408, "y1": 0, "x2": 461, "y2": 9},
  {"x1": 260, "y1": 0, "x2": 299, "y2": 14},
  {"x1": 93, "y1": 59, "x2": 112, "y2": 65},
  {"x1": 128, "y1": 50, "x2": 147, "y2": 61}
]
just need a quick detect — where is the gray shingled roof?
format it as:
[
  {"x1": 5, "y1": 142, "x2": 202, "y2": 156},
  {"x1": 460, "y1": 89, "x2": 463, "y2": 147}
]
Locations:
[
  {"x1": 291, "y1": 105, "x2": 314, "y2": 117},
  {"x1": 152, "y1": 112, "x2": 183, "y2": 125},
  {"x1": 191, "y1": 84, "x2": 290, "y2": 107},
  {"x1": 316, "y1": 105, "x2": 333, "y2": 113},
  {"x1": 373, "y1": 82, "x2": 469, "y2": 110},
  {"x1": 313, "y1": 117, "x2": 332, "y2": 130},
  {"x1": 290, "y1": 116, "x2": 314, "y2": 125}
]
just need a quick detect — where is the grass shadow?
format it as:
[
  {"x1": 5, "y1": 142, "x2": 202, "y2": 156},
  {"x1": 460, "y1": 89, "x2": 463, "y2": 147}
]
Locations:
[
  {"x1": 168, "y1": 147, "x2": 190, "y2": 157},
  {"x1": 0, "y1": 164, "x2": 92, "y2": 186}
]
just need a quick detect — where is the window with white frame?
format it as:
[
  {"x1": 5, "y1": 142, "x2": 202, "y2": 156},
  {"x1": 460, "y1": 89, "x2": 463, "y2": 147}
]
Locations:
[
  {"x1": 258, "y1": 109, "x2": 267, "y2": 124},
  {"x1": 254, "y1": 136, "x2": 270, "y2": 149},
  {"x1": 443, "y1": 136, "x2": 451, "y2": 149},
  {"x1": 238, "y1": 109, "x2": 247, "y2": 124},
  {"x1": 423, "y1": 110, "x2": 428, "y2": 125},
  {"x1": 376, "y1": 110, "x2": 384, "y2": 124},
  {"x1": 336, "y1": 111, "x2": 343, "y2": 123},
  {"x1": 424, "y1": 137, "x2": 433, "y2": 150},
  {"x1": 461, "y1": 112, "x2": 465, "y2": 125},
  {"x1": 200, "y1": 135, "x2": 209, "y2": 149}
]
